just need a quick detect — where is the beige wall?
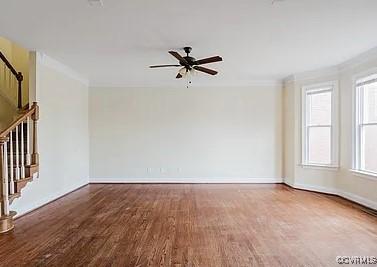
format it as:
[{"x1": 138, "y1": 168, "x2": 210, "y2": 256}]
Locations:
[
  {"x1": 337, "y1": 59, "x2": 377, "y2": 204},
  {"x1": 90, "y1": 86, "x2": 283, "y2": 183},
  {"x1": 283, "y1": 52, "x2": 377, "y2": 209},
  {"x1": 11, "y1": 54, "x2": 89, "y2": 216}
]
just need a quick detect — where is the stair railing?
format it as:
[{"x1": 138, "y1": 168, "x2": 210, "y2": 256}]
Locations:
[
  {"x1": 0, "y1": 51, "x2": 24, "y2": 109},
  {"x1": 0, "y1": 102, "x2": 39, "y2": 232}
]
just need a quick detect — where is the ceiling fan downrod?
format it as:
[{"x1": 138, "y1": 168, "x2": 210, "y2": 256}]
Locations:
[{"x1": 183, "y1": 46, "x2": 192, "y2": 56}]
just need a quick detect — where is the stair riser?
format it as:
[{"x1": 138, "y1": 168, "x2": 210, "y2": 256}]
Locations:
[{"x1": 26, "y1": 165, "x2": 39, "y2": 178}]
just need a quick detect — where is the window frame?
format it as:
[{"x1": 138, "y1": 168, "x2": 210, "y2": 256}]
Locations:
[
  {"x1": 353, "y1": 71, "x2": 377, "y2": 177},
  {"x1": 301, "y1": 81, "x2": 339, "y2": 168}
]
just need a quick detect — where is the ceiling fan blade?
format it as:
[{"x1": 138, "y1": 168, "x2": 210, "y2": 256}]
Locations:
[
  {"x1": 193, "y1": 66, "x2": 218, "y2": 75},
  {"x1": 150, "y1": 64, "x2": 181, "y2": 68},
  {"x1": 195, "y1": 56, "x2": 223, "y2": 65},
  {"x1": 169, "y1": 51, "x2": 189, "y2": 65},
  {"x1": 176, "y1": 73, "x2": 183, "y2": 79}
]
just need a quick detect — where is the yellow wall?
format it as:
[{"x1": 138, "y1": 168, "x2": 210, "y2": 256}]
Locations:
[{"x1": 0, "y1": 36, "x2": 30, "y2": 107}]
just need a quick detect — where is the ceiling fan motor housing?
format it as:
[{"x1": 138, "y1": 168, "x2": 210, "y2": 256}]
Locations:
[{"x1": 181, "y1": 56, "x2": 196, "y2": 68}]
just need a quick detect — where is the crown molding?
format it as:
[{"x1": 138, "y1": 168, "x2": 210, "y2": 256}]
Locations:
[
  {"x1": 284, "y1": 46, "x2": 377, "y2": 84},
  {"x1": 283, "y1": 75, "x2": 295, "y2": 85},
  {"x1": 284, "y1": 66, "x2": 339, "y2": 84},
  {"x1": 248, "y1": 80, "x2": 283, "y2": 87},
  {"x1": 338, "y1": 46, "x2": 377, "y2": 72},
  {"x1": 36, "y1": 52, "x2": 89, "y2": 86}
]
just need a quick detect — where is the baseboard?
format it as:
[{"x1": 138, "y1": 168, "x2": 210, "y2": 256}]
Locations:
[
  {"x1": 89, "y1": 177, "x2": 284, "y2": 184},
  {"x1": 13, "y1": 182, "x2": 89, "y2": 219},
  {"x1": 284, "y1": 181, "x2": 377, "y2": 211},
  {"x1": 287, "y1": 182, "x2": 338, "y2": 195},
  {"x1": 338, "y1": 190, "x2": 377, "y2": 211}
]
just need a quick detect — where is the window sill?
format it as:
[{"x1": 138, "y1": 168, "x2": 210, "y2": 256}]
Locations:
[
  {"x1": 300, "y1": 164, "x2": 339, "y2": 171},
  {"x1": 349, "y1": 169, "x2": 377, "y2": 181}
]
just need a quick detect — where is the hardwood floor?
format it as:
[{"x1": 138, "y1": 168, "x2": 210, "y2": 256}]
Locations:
[{"x1": 0, "y1": 184, "x2": 376, "y2": 267}]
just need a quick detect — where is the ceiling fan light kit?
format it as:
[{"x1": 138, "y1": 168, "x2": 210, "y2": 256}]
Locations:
[{"x1": 149, "y1": 47, "x2": 223, "y2": 84}]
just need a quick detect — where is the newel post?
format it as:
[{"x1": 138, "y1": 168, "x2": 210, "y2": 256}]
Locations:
[
  {"x1": 0, "y1": 136, "x2": 16, "y2": 234},
  {"x1": 31, "y1": 102, "x2": 39, "y2": 165},
  {"x1": 0, "y1": 137, "x2": 9, "y2": 216}
]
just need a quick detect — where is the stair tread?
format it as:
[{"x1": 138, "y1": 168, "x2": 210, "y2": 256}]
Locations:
[
  {"x1": 27, "y1": 164, "x2": 39, "y2": 167},
  {"x1": 17, "y1": 176, "x2": 33, "y2": 182}
]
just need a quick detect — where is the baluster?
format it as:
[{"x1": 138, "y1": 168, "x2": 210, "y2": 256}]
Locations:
[
  {"x1": 5, "y1": 64, "x2": 7, "y2": 89},
  {"x1": 4, "y1": 67, "x2": 7, "y2": 90},
  {"x1": 32, "y1": 103, "x2": 39, "y2": 165},
  {"x1": 20, "y1": 121, "x2": 25, "y2": 178},
  {"x1": 4, "y1": 64, "x2": 6, "y2": 89},
  {"x1": 15, "y1": 125, "x2": 20, "y2": 181},
  {"x1": 2, "y1": 64, "x2": 4, "y2": 87},
  {"x1": 1, "y1": 63, "x2": 4, "y2": 89},
  {"x1": 12, "y1": 76, "x2": 15, "y2": 99},
  {"x1": 26, "y1": 117, "x2": 31, "y2": 166},
  {"x1": 4, "y1": 141, "x2": 9, "y2": 202},
  {"x1": 0, "y1": 137, "x2": 10, "y2": 216},
  {"x1": 8, "y1": 70, "x2": 12, "y2": 98},
  {"x1": 9, "y1": 132, "x2": 14, "y2": 195}
]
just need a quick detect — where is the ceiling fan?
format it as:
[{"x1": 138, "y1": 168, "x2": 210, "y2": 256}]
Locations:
[{"x1": 149, "y1": 47, "x2": 222, "y2": 79}]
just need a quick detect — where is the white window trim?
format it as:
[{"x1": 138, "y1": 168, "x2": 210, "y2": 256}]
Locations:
[
  {"x1": 300, "y1": 164, "x2": 339, "y2": 171},
  {"x1": 352, "y1": 69, "x2": 377, "y2": 178},
  {"x1": 349, "y1": 169, "x2": 377, "y2": 181},
  {"x1": 301, "y1": 81, "x2": 339, "y2": 169}
]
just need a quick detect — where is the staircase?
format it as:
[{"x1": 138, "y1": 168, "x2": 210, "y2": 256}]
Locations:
[{"x1": 0, "y1": 51, "x2": 39, "y2": 233}]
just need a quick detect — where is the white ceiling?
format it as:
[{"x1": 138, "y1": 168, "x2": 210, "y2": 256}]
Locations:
[{"x1": 1, "y1": 0, "x2": 377, "y2": 87}]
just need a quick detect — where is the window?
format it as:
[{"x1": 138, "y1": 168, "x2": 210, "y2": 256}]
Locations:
[
  {"x1": 354, "y1": 73, "x2": 377, "y2": 175},
  {"x1": 302, "y1": 81, "x2": 338, "y2": 167}
]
